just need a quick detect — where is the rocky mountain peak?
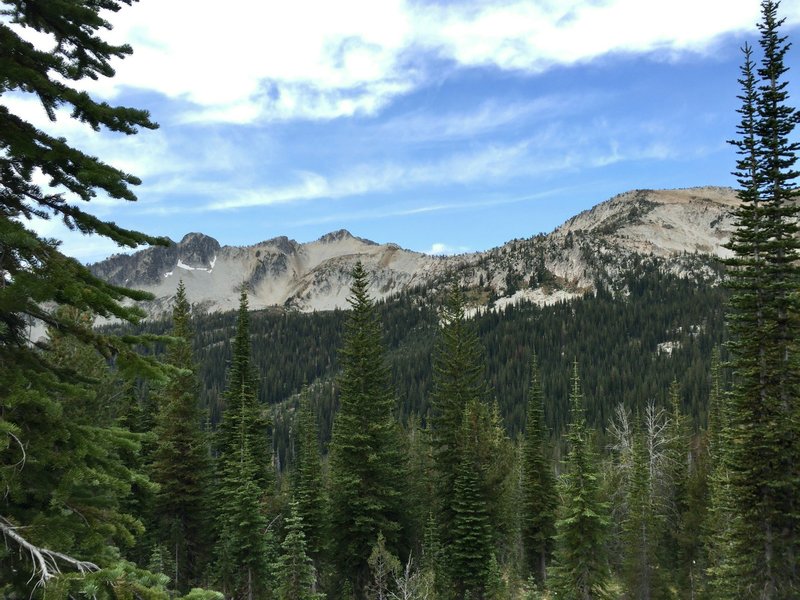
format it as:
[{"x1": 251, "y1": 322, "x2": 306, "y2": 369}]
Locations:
[
  {"x1": 89, "y1": 186, "x2": 741, "y2": 317},
  {"x1": 317, "y1": 229, "x2": 374, "y2": 245}
]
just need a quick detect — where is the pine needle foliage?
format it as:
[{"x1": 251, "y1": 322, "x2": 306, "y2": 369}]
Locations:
[
  {"x1": 549, "y1": 362, "x2": 611, "y2": 600},
  {"x1": 723, "y1": 2, "x2": 800, "y2": 595},
  {"x1": 275, "y1": 501, "x2": 323, "y2": 600},
  {"x1": 429, "y1": 283, "x2": 490, "y2": 546},
  {"x1": 328, "y1": 262, "x2": 406, "y2": 596},
  {"x1": 214, "y1": 290, "x2": 273, "y2": 599},
  {"x1": 520, "y1": 353, "x2": 557, "y2": 585},
  {"x1": 151, "y1": 281, "x2": 212, "y2": 593},
  {"x1": 293, "y1": 387, "x2": 328, "y2": 571}
]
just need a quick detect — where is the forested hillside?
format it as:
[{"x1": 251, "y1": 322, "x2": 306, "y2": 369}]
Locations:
[
  {"x1": 116, "y1": 258, "x2": 727, "y2": 470},
  {"x1": 3, "y1": 1, "x2": 799, "y2": 600}
]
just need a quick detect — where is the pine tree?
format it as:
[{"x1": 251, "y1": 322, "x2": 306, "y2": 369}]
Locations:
[
  {"x1": 214, "y1": 290, "x2": 274, "y2": 599},
  {"x1": 621, "y1": 426, "x2": 669, "y2": 600},
  {"x1": 0, "y1": 313, "x2": 156, "y2": 594},
  {"x1": 293, "y1": 387, "x2": 328, "y2": 573},
  {"x1": 216, "y1": 290, "x2": 273, "y2": 492},
  {"x1": 549, "y1": 362, "x2": 610, "y2": 600},
  {"x1": 519, "y1": 353, "x2": 557, "y2": 585},
  {"x1": 449, "y1": 399, "x2": 495, "y2": 599},
  {"x1": 275, "y1": 501, "x2": 323, "y2": 600},
  {"x1": 151, "y1": 281, "x2": 212, "y2": 593},
  {"x1": 328, "y1": 262, "x2": 406, "y2": 596},
  {"x1": 705, "y1": 352, "x2": 743, "y2": 599},
  {"x1": 723, "y1": 2, "x2": 800, "y2": 595},
  {"x1": 429, "y1": 283, "x2": 489, "y2": 542},
  {"x1": 0, "y1": 2, "x2": 168, "y2": 590}
]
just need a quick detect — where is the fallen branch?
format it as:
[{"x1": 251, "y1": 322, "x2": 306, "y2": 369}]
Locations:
[{"x1": 0, "y1": 517, "x2": 99, "y2": 590}]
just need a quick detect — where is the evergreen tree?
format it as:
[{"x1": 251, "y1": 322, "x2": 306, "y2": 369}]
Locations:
[
  {"x1": 549, "y1": 362, "x2": 610, "y2": 600},
  {"x1": 449, "y1": 399, "x2": 495, "y2": 599},
  {"x1": 705, "y1": 355, "x2": 743, "y2": 599},
  {"x1": 724, "y1": 2, "x2": 800, "y2": 595},
  {"x1": 328, "y1": 262, "x2": 406, "y2": 596},
  {"x1": 519, "y1": 353, "x2": 557, "y2": 585},
  {"x1": 621, "y1": 426, "x2": 669, "y2": 600},
  {"x1": 216, "y1": 289, "x2": 273, "y2": 492},
  {"x1": 662, "y1": 381, "x2": 690, "y2": 591},
  {"x1": 0, "y1": 313, "x2": 155, "y2": 595},
  {"x1": 151, "y1": 281, "x2": 212, "y2": 593},
  {"x1": 214, "y1": 290, "x2": 274, "y2": 599},
  {"x1": 275, "y1": 501, "x2": 323, "y2": 600},
  {"x1": 429, "y1": 283, "x2": 489, "y2": 541},
  {"x1": 0, "y1": 1, "x2": 168, "y2": 591},
  {"x1": 293, "y1": 387, "x2": 328, "y2": 573}
]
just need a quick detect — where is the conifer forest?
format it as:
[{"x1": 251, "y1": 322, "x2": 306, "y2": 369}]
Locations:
[{"x1": 2, "y1": 1, "x2": 800, "y2": 599}]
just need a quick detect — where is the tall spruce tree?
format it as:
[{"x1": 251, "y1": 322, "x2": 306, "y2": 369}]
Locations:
[
  {"x1": 520, "y1": 353, "x2": 557, "y2": 585},
  {"x1": 151, "y1": 281, "x2": 212, "y2": 593},
  {"x1": 621, "y1": 425, "x2": 669, "y2": 600},
  {"x1": 292, "y1": 387, "x2": 328, "y2": 575},
  {"x1": 214, "y1": 290, "x2": 274, "y2": 599},
  {"x1": 549, "y1": 362, "x2": 610, "y2": 600},
  {"x1": 449, "y1": 399, "x2": 495, "y2": 600},
  {"x1": 429, "y1": 284, "x2": 489, "y2": 546},
  {"x1": 328, "y1": 262, "x2": 406, "y2": 596},
  {"x1": 0, "y1": 1, "x2": 175, "y2": 594},
  {"x1": 724, "y1": 2, "x2": 800, "y2": 595},
  {"x1": 275, "y1": 501, "x2": 323, "y2": 600}
]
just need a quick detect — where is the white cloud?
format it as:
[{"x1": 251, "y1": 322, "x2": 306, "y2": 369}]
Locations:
[
  {"x1": 425, "y1": 242, "x2": 470, "y2": 255},
  {"x1": 41, "y1": 0, "x2": 788, "y2": 124}
]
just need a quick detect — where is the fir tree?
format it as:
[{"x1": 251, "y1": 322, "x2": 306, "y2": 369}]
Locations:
[
  {"x1": 549, "y1": 362, "x2": 610, "y2": 600},
  {"x1": 293, "y1": 387, "x2": 328, "y2": 573},
  {"x1": 449, "y1": 400, "x2": 495, "y2": 599},
  {"x1": 724, "y1": 2, "x2": 800, "y2": 595},
  {"x1": 621, "y1": 426, "x2": 669, "y2": 600},
  {"x1": 216, "y1": 289, "x2": 273, "y2": 492},
  {"x1": 0, "y1": 1, "x2": 168, "y2": 590},
  {"x1": 275, "y1": 501, "x2": 323, "y2": 600},
  {"x1": 214, "y1": 290, "x2": 274, "y2": 599},
  {"x1": 328, "y1": 262, "x2": 406, "y2": 596},
  {"x1": 519, "y1": 353, "x2": 557, "y2": 585},
  {"x1": 429, "y1": 283, "x2": 489, "y2": 541},
  {"x1": 151, "y1": 281, "x2": 212, "y2": 593}
]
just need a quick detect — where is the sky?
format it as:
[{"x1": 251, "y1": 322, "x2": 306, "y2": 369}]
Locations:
[{"x1": 7, "y1": 0, "x2": 800, "y2": 262}]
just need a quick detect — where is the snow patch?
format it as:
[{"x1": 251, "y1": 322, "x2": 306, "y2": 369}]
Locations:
[
  {"x1": 164, "y1": 271, "x2": 173, "y2": 278},
  {"x1": 176, "y1": 258, "x2": 215, "y2": 272}
]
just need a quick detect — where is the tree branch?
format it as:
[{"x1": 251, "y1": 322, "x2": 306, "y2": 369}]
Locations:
[{"x1": 0, "y1": 517, "x2": 99, "y2": 589}]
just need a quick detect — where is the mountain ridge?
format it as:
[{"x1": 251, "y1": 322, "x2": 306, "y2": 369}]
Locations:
[{"x1": 89, "y1": 185, "x2": 739, "y2": 317}]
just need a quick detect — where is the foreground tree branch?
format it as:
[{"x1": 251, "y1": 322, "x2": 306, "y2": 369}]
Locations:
[{"x1": 0, "y1": 517, "x2": 99, "y2": 589}]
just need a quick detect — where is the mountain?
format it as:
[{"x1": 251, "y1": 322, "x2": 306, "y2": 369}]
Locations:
[{"x1": 89, "y1": 186, "x2": 739, "y2": 317}]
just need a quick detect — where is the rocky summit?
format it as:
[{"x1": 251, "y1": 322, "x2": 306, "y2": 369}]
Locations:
[{"x1": 89, "y1": 186, "x2": 739, "y2": 318}]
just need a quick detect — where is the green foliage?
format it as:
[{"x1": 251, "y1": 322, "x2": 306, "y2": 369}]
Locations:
[
  {"x1": 620, "y1": 427, "x2": 669, "y2": 600},
  {"x1": 519, "y1": 354, "x2": 557, "y2": 585},
  {"x1": 214, "y1": 291, "x2": 275, "y2": 599},
  {"x1": 328, "y1": 262, "x2": 407, "y2": 596},
  {"x1": 723, "y1": 2, "x2": 800, "y2": 595},
  {"x1": 292, "y1": 386, "x2": 328, "y2": 571},
  {"x1": 0, "y1": 313, "x2": 154, "y2": 595},
  {"x1": 449, "y1": 400, "x2": 496, "y2": 599},
  {"x1": 549, "y1": 363, "x2": 611, "y2": 600},
  {"x1": 429, "y1": 284, "x2": 490, "y2": 548},
  {"x1": 275, "y1": 501, "x2": 324, "y2": 600},
  {"x1": 0, "y1": 0, "x2": 169, "y2": 382},
  {"x1": 151, "y1": 281, "x2": 212, "y2": 592},
  {"x1": 367, "y1": 532, "x2": 402, "y2": 600}
]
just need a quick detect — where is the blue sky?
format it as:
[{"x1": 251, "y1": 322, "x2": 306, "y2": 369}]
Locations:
[{"x1": 9, "y1": 0, "x2": 800, "y2": 261}]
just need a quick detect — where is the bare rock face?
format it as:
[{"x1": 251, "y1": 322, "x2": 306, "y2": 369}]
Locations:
[{"x1": 88, "y1": 186, "x2": 740, "y2": 317}]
